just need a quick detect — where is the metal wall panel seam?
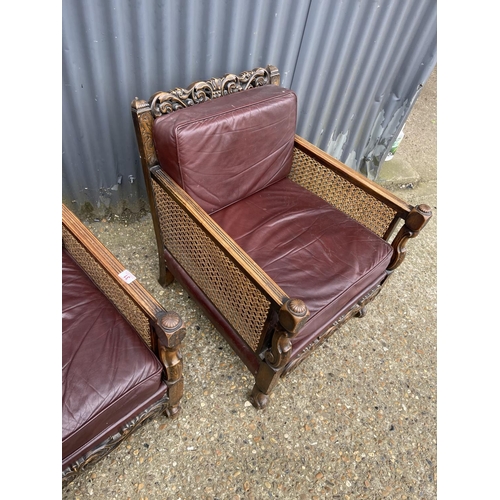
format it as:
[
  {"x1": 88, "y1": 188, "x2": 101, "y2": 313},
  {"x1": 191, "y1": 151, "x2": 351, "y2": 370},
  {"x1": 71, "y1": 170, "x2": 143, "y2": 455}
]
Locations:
[{"x1": 62, "y1": 0, "x2": 436, "y2": 215}]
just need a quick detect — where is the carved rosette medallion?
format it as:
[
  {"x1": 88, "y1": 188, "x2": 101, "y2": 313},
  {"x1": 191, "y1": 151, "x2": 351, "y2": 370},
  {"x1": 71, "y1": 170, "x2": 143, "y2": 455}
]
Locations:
[
  {"x1": 287, "y1": 298, "x2": 308, "y2": 316},
  {"x1": 160, "y1": 311, "x2": 182, "y2": 331}
]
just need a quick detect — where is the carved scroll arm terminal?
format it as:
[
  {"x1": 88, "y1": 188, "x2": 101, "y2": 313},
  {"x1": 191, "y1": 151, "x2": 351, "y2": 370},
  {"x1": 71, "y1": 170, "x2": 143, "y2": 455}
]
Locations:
[
  {"x1": 265, "y1": 299, "x2": 310, "y2": 369},
  {"x1": 388, "y1": 204, "x2": 432, "y2": 271},
  {"x1": 250, "y1": 299, "x2": 309, "y2": 409}
]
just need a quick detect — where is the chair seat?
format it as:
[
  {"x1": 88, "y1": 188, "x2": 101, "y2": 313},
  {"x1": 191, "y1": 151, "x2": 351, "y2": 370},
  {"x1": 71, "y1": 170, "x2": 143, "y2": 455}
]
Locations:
[
  {"x1": 62, "y1": 249, "x2": 167, "y2": 469},
  {"x1": 211, "y1": 178, "x2": 394, "y2": 357}
]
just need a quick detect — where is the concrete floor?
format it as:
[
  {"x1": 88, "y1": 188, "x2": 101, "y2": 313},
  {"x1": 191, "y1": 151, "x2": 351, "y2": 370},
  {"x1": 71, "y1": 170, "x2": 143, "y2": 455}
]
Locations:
[{"x1": 62, "y1": 67, "x2": 437, "y2": 500}]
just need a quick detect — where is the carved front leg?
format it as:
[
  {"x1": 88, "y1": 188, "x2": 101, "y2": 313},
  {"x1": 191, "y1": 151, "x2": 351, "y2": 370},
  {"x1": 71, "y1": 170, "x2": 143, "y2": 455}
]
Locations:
[
  {"x1": 249, "y1": 299, "x2": 309, "y2": 409},
  {"x1": 151, "y1": 311, "x2": 186, "y2": 418},
  {"x1": 388, "y1": 204, "x2": 432, "y2": 271}
]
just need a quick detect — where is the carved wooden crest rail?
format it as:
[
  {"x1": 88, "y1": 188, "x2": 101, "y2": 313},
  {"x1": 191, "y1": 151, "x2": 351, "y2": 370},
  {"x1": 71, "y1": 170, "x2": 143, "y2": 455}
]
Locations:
[
  {"x1": 149, "y1": 64, "x2": 280, "y2": 117},
  {"x1": 131, "y1": 65, "x2": 280, "y2": 170}
]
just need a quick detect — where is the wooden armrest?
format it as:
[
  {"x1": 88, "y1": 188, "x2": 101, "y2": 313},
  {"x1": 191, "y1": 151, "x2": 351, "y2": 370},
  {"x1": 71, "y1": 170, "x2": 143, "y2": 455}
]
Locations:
[
  {"x1": 151, "y1": 168, "x2": 289, "y2": 309},
  {"x1": 290, "y1": 136, "x2": 432, "y2": 269},
  {"x1": 293, "y1": 135, "x2": 412, "y2": 217},
  {"x1": 291, "y1": 135, "x2": 411, "y2": 241},
  {"x1": 62, "y1": 204, "x2": 186, "y2": 347},
  {"x1": 150, "y1": 169, "x2": 310, "y2": 357}
]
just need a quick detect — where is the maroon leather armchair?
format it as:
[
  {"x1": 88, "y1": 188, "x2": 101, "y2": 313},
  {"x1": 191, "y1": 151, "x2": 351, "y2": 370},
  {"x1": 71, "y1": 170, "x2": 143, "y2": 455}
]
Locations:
[
  {"x1": 131, "y1": 65, "x2": 431, "y2": 409},
  {"x1": 62, "y1": 204, "x2": 186, "y2": 485}
]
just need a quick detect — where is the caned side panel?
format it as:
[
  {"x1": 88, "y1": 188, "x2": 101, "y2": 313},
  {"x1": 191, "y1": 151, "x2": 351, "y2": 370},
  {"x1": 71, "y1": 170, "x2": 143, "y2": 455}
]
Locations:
[
  {"x1": 62, "y1": 226, "x2": 152, "y2": 347},
  {"x1": 288, "y1": 148, "x2": 397, "y2": 238},
  {"x1": 151, "y1": 180, "x2": 270, "y2": 353}
]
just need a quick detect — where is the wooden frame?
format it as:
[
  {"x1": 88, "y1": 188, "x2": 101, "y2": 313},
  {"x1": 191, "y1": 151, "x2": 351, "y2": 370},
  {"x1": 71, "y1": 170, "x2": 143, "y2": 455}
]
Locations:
[
  {"x1": 131, "y1": 65, "x2": 431, "y2": 409},
  {"x1": 62, "y1": 204, "x2": 186, "y2": 485}
]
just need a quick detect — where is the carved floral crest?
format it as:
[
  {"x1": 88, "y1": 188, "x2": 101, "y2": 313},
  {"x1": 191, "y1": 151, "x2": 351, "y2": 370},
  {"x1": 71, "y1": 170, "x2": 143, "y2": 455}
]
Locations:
[{"x1": 149, "y1": 65, "x2": 279, "y2": 117}]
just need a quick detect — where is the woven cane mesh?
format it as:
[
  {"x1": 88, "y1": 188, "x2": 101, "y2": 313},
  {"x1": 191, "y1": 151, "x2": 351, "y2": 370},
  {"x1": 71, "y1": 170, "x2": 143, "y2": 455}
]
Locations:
[
  {"x1": 152, "y1": 181, "x2": 270, "y2": 352},
  {"x1": 288, "y1": 148, "x2": 397, "y2": 238},
  {"x1": 62, "y1": 226, "x2": 152, "y2": 347}
]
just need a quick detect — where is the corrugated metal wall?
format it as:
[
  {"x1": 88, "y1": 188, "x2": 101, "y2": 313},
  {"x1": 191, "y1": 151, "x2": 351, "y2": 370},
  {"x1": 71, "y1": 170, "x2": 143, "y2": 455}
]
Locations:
[{"x1": 62, "y1": 0, "x2": 436, "y2": 216}]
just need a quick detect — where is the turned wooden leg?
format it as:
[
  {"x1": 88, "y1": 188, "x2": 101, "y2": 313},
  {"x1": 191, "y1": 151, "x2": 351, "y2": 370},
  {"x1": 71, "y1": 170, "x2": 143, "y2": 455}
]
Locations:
[
  {"x1": 248, "y1": 299, "x2": 310, "y2": 409},
  {"x1": 248, "y1": 362, "x2": 281, "y2": 410},
  {"x1": 152, "y1": 312, "x2": 186, "y2": 418},
  {"x1": 249, "y1": 384, "x2": 270, "y2": 410},
  {"x1": 160, "y1": 345, "x2": 184, "y2": 418}
]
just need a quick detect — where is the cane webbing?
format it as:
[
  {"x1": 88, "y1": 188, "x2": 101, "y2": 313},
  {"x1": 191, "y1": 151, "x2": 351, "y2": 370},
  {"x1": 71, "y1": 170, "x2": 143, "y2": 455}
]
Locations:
[
  {"x1": 288, "y1": 148, "x2": 396, "y2": 238},
  {"x1": 62, "y1": 226, "x2": 152, "y2": 347},
  {"x1": 151, "y1": 180, "x2": 270, "y2": 352}
]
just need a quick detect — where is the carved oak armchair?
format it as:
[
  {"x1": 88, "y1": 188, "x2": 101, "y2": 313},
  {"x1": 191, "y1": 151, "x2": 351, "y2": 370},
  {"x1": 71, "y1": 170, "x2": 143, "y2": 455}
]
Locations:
[
  {"x1": 131, "y1": 65, "x2": 431, "y2": 409},
  {"x1": 62, "y1": 204, "x2": 185, "y2": 485}
]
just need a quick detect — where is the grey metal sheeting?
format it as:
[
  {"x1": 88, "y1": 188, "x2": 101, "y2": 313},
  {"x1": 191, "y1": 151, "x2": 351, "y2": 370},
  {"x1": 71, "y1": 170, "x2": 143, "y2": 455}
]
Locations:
[{"x1": 62, "y1": 0, "x2": 436, "y2": 215}]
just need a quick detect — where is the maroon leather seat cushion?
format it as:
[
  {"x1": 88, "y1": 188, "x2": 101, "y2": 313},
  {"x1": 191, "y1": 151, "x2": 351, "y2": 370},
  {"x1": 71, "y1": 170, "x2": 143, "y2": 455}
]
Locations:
[
  {"x1": 62, "y1": 249, "x2": 167, "y2": 469},
  {"x1": 211, "y1": 179, "x2": 394, "y2": 358},
  {"x1": 153, "y1": 85, "x2": 297, "y2": 214}
]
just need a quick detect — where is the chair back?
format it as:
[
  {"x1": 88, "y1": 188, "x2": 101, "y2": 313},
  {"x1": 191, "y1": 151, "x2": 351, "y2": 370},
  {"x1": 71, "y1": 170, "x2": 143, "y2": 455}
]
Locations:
[{"x1": 152, "y1": 84, "x2": 297, "y2": 213}]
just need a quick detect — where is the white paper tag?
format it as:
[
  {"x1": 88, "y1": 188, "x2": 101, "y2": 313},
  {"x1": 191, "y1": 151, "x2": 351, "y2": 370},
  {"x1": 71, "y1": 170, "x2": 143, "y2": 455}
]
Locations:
[{"x1": 118, "y1": 269, "x2": 136, "y2": 284}]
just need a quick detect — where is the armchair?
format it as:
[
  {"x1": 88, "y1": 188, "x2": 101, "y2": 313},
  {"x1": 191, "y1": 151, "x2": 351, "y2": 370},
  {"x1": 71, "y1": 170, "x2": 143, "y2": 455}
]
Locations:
[
  {"x1": 131, "y1": 65, "x2": 431, "y2": 409},
  {"x1": 62, "y1": 204, "x2": 186, "y2": 485}
]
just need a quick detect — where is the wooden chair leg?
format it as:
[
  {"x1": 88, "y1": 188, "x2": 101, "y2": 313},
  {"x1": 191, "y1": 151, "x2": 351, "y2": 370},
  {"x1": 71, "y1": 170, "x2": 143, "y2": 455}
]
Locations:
[
  {"x1": 355, "y1": 306, "x2": 367, "y2": 318},
  {"x1": 249, "y1": 362, "x2": 282, "y2": 410},
  {"x1": 152, "y1": 312, "x2": 186, "y2": 417},
  {"x1": 249, "y1": 299, "x2": 310, "y2": 409},
  {"x1": 249, "y1": 385, "x2": 269, "y2": 410},
  {"x1": 159, "y1": 262, "x2": 175, "y2": 288},
  {"x1": 161, "y1": 345, "x2": 184, "y2": 418}
]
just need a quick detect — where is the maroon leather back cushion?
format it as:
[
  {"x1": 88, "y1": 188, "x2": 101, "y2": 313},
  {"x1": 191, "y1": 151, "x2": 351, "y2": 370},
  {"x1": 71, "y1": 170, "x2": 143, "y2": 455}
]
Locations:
[{"x1": 153, "y1": 85, "x2": 297, "y2": 214}]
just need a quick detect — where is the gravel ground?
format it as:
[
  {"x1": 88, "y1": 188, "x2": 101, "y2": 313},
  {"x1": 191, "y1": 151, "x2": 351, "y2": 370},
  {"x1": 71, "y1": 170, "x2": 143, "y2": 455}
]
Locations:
[{"x1": 62, "y1": 67, "x2": 437, "y2": 500}]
